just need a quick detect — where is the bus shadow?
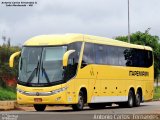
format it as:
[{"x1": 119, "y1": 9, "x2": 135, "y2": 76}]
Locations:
[{"x1": 41, "y1": 105, "x2": 148, "y2": 113}]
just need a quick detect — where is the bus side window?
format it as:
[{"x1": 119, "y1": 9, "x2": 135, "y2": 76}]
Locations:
[
  {"x1": 107, "y1": 46, "x2": 118, "y2": 65},
  {"x1": 144, "y1": 50, "x2": 153, "y2": 67},
  {"x1": 118, "y1": 47, "x2": 127, "y2": 66},
  {"x1": 81, "y1": 43, "x2": 95, "y2": 68},
  {"x1": 95, "y1": 44, "x2": 106, "y2": 64}
]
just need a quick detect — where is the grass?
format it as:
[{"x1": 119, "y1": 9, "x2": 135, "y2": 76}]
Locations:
[
  {"x1": 153, "y1": 86, "x2": 160, "y2": 100},
  {"x1": 0, "y1": 87, "x2": 16, "y2": 101}
]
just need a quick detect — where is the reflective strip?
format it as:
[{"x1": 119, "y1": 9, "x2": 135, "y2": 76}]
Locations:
[{"x1": 91, "y1": 96, "x2": 128, "y2": 103}]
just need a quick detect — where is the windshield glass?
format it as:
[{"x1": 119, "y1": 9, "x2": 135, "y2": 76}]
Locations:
[{"x1": 19, "y1": 46, "x2": 67, "y2": 86}]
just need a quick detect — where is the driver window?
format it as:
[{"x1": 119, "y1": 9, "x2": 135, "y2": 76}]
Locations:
[{"x1": 64, "y1": 42, "x2": 82, "y2": 81}]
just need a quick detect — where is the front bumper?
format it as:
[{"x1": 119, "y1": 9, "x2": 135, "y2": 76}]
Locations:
[
  {"x1": 16, "y1": 84, "x2": 68, "y2": 105},
  {"x1": 17, "y1": 91, "x2": 67, "y2": 104}
]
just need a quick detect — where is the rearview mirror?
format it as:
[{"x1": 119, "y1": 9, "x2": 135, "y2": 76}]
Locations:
[
  {"x1": 9, "y1": 51, "x2": 21, "y2": 67},
  {"x1": 63, "y1": 50, "x2": 75, "y2": 67}
]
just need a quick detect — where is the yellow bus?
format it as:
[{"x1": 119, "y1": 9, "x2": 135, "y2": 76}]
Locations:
[{"x1": 9, "y1": 34, "x2": 154, "y2": 111}]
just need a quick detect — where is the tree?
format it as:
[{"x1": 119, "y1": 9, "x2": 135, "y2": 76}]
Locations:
[
  {"x1": 116, "y1": 31, "x2": 160, "y2": 79},
  {"x1": 0, "y1": 44, "x2": 20, "y2": 87}
]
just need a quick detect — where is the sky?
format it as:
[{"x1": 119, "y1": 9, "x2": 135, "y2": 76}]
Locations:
[{"x1": 0, "y1": 0, "x2": 160, "y2": 46}]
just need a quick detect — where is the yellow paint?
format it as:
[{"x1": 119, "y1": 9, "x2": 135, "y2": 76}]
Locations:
[
  {"x1": 14, "y1": 34, "x2": 153, "y2": 105},
  {"x1": 9, "y1": 51, "x2": 21, "y2": 67},
  {"x1": 63, "y1": 50, "x2": 75, "y2": 67},
  {"x1": 24, "y1": 34, "x2": 152, "y2": 51}
]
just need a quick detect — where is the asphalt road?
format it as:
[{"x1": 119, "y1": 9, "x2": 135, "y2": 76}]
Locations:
[{"x1": 1, "y1": 101, "x2": 160, "y2": 120}]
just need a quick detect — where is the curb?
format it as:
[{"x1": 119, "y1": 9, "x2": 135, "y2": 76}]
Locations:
[{"x1": 0, "y1": 101, "x2": 16, "y2": 111}]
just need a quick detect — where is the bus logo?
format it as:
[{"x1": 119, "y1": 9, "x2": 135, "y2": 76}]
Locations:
[{"x1": 129, "y1": 71, "x2": 149, "y2": 76}]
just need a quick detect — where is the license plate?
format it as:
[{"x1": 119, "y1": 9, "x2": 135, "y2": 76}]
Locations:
[{"x1": 34, "y1": 98, "x2": 42, "y2": 102}]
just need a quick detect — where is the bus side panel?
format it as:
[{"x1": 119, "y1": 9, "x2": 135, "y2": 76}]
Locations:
[
  {"x1": 89, "y1": 64, "x2": 154, "y2": 103},
  {"x1": 76, "y1": 65, "x2": 97, "y2": 103}
]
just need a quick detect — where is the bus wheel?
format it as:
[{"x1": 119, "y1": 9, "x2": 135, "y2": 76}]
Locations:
[
  {"x1": 134, "y1": 91, "x2": 141, "y2": 107},
  {"x1": 72, "y1": 91, "x2": 84, "y2": 111},
  {"x1": 127, "y1": 90, "x2": 134, "y2": 108},
  {"x1": 34, "y1": 104, "x2": 46, "y2": 111}
]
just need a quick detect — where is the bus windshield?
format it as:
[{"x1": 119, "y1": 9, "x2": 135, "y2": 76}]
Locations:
[{"x1": 19, "y1": 46, "x2": 67, "y2": 86}]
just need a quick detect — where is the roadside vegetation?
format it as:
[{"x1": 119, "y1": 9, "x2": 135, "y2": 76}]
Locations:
[
  {"x1": 154, "y1": 86, "x2": 160, "y2": 100},
  {"x1": 0, "y1": 87, "x2": 16, "y2": 100},
  {"x1": 0, "y1": 37, "x2": 20, "y2": 100},
  {"x1": 116, "y1": 30, "x2": 160, "y2": 79}
]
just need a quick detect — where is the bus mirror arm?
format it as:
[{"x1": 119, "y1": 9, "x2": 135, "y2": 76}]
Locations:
[
  {"x1": 62, "y1": 50, "x2": 75, "y2": 67},
  {"x1": 9, "y1": 51, "x2": 21, "y2": 68}
]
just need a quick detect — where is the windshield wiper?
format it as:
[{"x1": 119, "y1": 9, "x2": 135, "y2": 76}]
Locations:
[
  {"x1": 41, "y1": 61, "x2": 51, "y2": 84},
  {"x1": 26, "y1": 60, "x2": 40, "y2": 84}
]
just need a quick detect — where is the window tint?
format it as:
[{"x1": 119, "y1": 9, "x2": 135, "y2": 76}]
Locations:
[
  {"x1": 145, "y1": 51, "x2": 153, "y2": 67},
  {"x1": 81, "y1": 42, "x2": 153, "y2": 68},
  {"x1": 118, "y1": 47, "x2": 128, "y2": 66},
  {"x1": 106, "y1": 46, "x2": 118, "y2": 65},
  {"x1": 68, "y1": 42, "x2": 82, "y2": 64},
  {"x1": 64, "y1": 42, "x2": 82, "y2": 81},
  {"x1": 95, "y1": 45, "x2": 106, "y2": 64},
  {"x1": 82, "y1": 43, "x2": 95, "y2": 65},
  {"x1": 124, "y1": 48, "x2": 153, "y2": 67}
]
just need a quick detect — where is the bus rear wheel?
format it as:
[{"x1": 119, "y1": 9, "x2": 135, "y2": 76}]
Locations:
[
  {"x1": 119, "y1": 90, "x2": 134, "y2": 108},
  {"x1": 134, "y1": 91, "x2": 141, "y2": 107},
  {"x1": 72, "y1": 91, "x2": 84, "y2": 111},
  {"x1": 127, "y1": 90, "x2": 134, "y2": 108},
  {"x1": 34, "y1": 104, "x2": 46, "y2": 111}
]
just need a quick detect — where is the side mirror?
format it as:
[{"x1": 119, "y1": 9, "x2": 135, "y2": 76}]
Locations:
[
  {"x1": 9, "y1": 51, "x2": 21, "y2": 67},
  {"x1": 63, "y1": 50, "x2": 75, "y2": 67}
]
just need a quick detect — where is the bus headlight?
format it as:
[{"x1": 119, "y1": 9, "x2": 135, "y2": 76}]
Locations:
[
  {"x1": 50, "y1": 87, "x2": 68, "y2": 95},
  {"x1": 17, "y1": 88, "x2": 25, "y2": 94}
]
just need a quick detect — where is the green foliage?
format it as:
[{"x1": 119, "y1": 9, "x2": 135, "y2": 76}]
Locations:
[
  {"x1": 154, "y1": 86, "x2": 160, "y2": 100},
  {"x1": 116, "y1": 31, "x2": 160, "y2": 79},
  {"x1": 0, "y1": 87, "x2": 16, "y2": 100},
  {"x1": 0, "y1": 45, "x2": 21, "y2": 87}
]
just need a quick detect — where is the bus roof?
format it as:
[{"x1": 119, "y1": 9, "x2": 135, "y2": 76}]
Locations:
[{"x1": 24, "y1": 33, "x2": 152, "y2": 51}]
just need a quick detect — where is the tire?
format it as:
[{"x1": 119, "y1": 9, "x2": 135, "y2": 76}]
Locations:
[
  {"x1": 119, "y1": 90, "x2": 134, "y2": 108},
  {"x1": 72, "y1": 91, "x2": 84, "y2": 111},
  {"x1": 88, "y1": 103, "x2": 106, "y2": 109},
  {"x1": 34, "y1": 104, "x2": 46, "y2": 111},
  {"x1": 134, "y1": 91, "x2": 141, "y2": 107},
  {"x1": 127, "y1": 90, "x2": 134, "y2": 108}
]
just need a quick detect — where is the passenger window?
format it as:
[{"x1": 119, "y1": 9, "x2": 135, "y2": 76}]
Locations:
[
  {"x1": 107, "y1": 46, "x2": 118, "y2": 65},
  {"x1": 95, "y1": 44, "x2": 106, "y2": 64},
  {"x1": 118, "y1": 47, "x2": 127, "y2": 66},
  {"x1": 81, "y1": 43, "x2": 95, "y2": 68}
]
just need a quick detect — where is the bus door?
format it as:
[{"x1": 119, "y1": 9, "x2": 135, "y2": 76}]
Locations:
[{"x1": 76, "y1": 42, "x2": 100, "y2": 102}]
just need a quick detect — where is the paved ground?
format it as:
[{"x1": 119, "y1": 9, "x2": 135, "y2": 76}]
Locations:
[
  {"x1": 154, "y1": 82, "x2": 160, "y2": 87},
  {"x1": 1, "y1": 101, "x2": 160, "y2": 120}
]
